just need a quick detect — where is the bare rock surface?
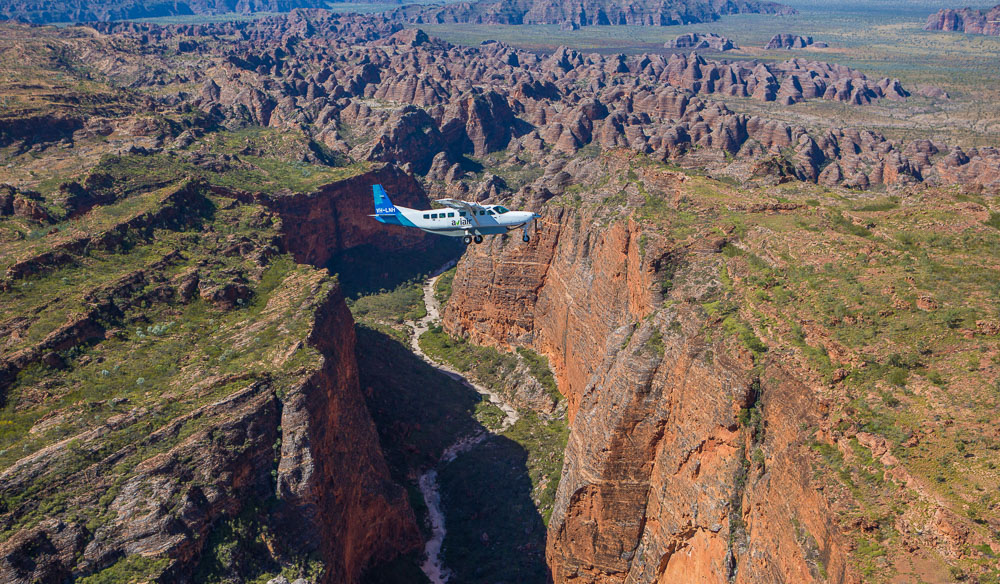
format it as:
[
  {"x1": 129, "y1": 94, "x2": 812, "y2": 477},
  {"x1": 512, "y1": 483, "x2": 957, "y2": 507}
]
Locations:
[
  {"x1": 391, "y1": 0, "x2": 794, "y2": 28},
  {"x1": 924, "y1": 4, "x2": 1000, "y2": 36}
]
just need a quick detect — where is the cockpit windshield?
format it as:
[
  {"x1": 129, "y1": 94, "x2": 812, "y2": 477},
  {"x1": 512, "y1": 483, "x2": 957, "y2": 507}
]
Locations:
[{"x1": 494, "y1": 206, "x2": 510, "y2": 214}]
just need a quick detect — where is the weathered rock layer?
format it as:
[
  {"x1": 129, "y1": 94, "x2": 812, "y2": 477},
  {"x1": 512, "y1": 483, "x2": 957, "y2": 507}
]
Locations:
[
  {"x1": 441, "y1": 163, "x2": 855, "y2": 583},
  {"x1": 924, "y1": 4, "x2": 1000, "y2": 36}
]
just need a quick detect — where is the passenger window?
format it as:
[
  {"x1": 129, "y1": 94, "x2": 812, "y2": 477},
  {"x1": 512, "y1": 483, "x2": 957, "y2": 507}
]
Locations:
[
  {"x1": 487, "y1": 209, "x2": 495, "y2": 215},
  {"x1": 423, "y1": 214, "x2": 429, "y2": 219},
  {"x1": 431, "y1": 213, "x2": 437, "y2": 219},
  {"x1": 459, "y1": 212, "x2": 466, "y2": 217},
  {"x1": 449, "y1": 212, "x2": 455, "y2": 218}
]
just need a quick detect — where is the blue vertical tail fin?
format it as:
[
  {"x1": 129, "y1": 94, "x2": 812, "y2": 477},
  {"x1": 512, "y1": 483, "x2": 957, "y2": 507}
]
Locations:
[
  {"x1": 373, "y1": 184, "x2": 398, "y2": 216},
  {"x1": 372, "y1": 184, "x2": 410, "y2": 226}
]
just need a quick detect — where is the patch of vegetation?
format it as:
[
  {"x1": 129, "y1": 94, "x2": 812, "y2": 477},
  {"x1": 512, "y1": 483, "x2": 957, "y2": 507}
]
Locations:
[
  {"x1": 419, "y1": 326, "x2": 520, "y2": 393},
  {"x1": 194, "y1": 499, "x2": 286, "y2": 584},
  {"x1": 855, "y1": 536, "x2": 889, "y2": 579},
  {"x1": 434, "y1": 267, "x2": 457, "y2": 307},
  {"x1": 853, "y1": 197, "x2": 900, "y2": 212},
  {"x1": 92, "y1": 149, "x2": 370, "y2": 198},
  {"x1": 349, "y1": 280, "x2": 427, "y2": 324},
  {"x1": 828, "y1": 210, "x2": 872, "y2": 238},
  {"x1": 723, "y1": 315, "x2": 768, "y2": 357},
  {"x1": 516, "y1": 347, "x2": 561, "y2": 403},
  {"x1": 645, "y1": 328, "x2": 665, "y2": 357},
  {"x1": 790, "y1": 324, "x2": 836, "y2": 381},
  {"x1": 78, "y1": 555, "x2": 171, "y2": 584},
  {"x1": 503, "y1": 412, "x2": 569, "y2": 525}
]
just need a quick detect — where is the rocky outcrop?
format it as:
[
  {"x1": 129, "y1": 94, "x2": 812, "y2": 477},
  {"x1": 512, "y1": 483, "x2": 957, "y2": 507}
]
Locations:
[
  {"x1": 765, "y1": 34, "x2": 826, "y2": 49},
  {"x1": 0, "y1": 171, "x2": 420, "y2": 583},
  {"x1": 0, "y1": 0, "x2": 328, "y2": 25},
  {"x1": 441, "y1": 166, "x2": 854, "y2": 583},
  {"x1": 365, "y1": 106, "x2": 445, "y2": 174},
  {"x1": 16, "y1": 13, "x2": 994, "y2": 194},
  {"x1": 439, "y1": 90, "x2": 519, "y2": 157},
  {"x1": 924, "y1": 4, "x2": 1000, "y2": 36},
  {"x1": 0, "y1": 280, "x2": 420, "y2": 584},
  {"x1": 277, "y1": 281, "x2": 422, "y2": 583},
  {"x1": 393, "y1": 0, "x2": 794, "y2": 27},
  {"x1": 666, "y1": 32, "x2": 737, "y2": 51},
  {"x1": 0, "y1": 171, "x2": 426, "y2": 583}
]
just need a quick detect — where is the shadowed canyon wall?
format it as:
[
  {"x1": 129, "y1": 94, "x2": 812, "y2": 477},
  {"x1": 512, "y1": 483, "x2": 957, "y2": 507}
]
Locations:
[
  {"x1": 252, "y1": 164, "x2": 432, "y2": 268},
  {"x1": 276, "y1": 286, "x2": 422, "y2": 583}
]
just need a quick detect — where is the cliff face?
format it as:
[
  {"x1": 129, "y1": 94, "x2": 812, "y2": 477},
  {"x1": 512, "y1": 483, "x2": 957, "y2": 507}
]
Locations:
[
  {"x1": 444, "y1": 210, "x2": 657, "y2": 419},
  {"x1": 442, "y1": 168, "x2": 852, "y2": 583},
  {"x1": 253, "y1": 164, "x2": 433, "y2": 269},
  {"x1": 924, "y1": 5, "x2": 1000, "y2": 36},
  {"x1": 277, "y1": 282, "x2": 421, "y2": 583},
  {"x1": 0, "y1": 167, "x2": 422, "y2": 582}
]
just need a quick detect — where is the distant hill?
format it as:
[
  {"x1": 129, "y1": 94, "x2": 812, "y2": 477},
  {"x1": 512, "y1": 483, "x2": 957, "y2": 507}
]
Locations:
[
  {"x1": 924, "y1": 4, "x2": 1000, "y2": 36},
  {"x1": 392, "y1": 0, "x2": 795, "y2": 27},
  {"x1": 0, "y1": 0, "x2": 326, "y2": 24}
]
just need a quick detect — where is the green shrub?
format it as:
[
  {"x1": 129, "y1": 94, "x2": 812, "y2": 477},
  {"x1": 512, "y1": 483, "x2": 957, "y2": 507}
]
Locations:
[
  {"x1": 645, "y1": 328, "x2": 665, "y2": 357},
  {"x1": 722, "y1": 316, "x2": 767, "y2": 357},
  {"x1": 853, "y1": 197, "x2": 899, "y2": 212},
  {"x1": 828, "y1": 210, "x2": 871, "y2": 238},
  {"x1": 349, "y1": 281, "x2": 426, "y2": 324},
  {"x1": 886, "y1": 367, "x2": 909, "y2": 387}
]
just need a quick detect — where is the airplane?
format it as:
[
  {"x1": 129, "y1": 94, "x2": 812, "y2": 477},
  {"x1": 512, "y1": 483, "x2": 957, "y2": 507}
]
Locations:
[{"x1": 370, "y1": 184, "x2": 541, "y2": 245}]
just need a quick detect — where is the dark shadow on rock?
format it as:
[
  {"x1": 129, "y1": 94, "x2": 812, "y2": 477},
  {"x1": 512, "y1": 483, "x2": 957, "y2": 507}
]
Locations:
[
  {"x1": 328, "y1": 237, "x2": 461, "y2": 298},
  {"x1": 356, "y1": 324, "x2": 483, "y2": 478},
  {"x1": 439, "y1": 434, "x2": 551, "y2": 584},
  {"x1": 356, "y1": 326, "x2": 551, "y2": 584}
]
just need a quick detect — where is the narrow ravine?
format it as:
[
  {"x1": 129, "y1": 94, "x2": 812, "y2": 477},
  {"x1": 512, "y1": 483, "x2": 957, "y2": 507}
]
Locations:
[{"x1": 404, "y1": 262, "x2": 519, "y2": 584}]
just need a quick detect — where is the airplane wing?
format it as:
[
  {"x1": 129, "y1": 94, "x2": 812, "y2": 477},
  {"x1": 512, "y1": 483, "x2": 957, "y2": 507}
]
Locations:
[
  {"x1": 436, "y1": 198, "x2": 485, "y2": 211},
  {"x1": 435, "y1": 198, "x2": 485, "y2": 225}
]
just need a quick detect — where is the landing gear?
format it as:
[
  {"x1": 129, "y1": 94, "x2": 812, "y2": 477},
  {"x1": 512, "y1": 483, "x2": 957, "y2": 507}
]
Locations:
[
  {"x1": 522, "y1": 233, "x2": 530, "y2": 243},
  {"x1": 473, "y1": 234, "x2": 484, "y2": 244},
  {"x1": 463, "y1": 234, "x2": 473, "y2": 245}
]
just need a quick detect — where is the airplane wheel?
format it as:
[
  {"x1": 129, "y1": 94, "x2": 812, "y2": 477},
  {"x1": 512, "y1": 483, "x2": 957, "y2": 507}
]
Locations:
[
  {"x1": 463, "y1": 235, "x2": 473, "y2": 245},
  {"x1": 474, "y1": 235, "x2": 484, "y2": 244},
  {"x1": 522, "y1": 233, "x2": 530, "y2": 243}
]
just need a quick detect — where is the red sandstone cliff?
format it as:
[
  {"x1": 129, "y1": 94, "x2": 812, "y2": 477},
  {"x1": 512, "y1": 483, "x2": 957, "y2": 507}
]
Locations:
[
  {"x1": 441, "y1": 165, "x2": 854, "y2": 583},
  {"x1": 243, "y1": 163, "x2": 433, "y2": 268},
  {"x1": 278, "y1": 281, "x2": 422, "y2": 583}
]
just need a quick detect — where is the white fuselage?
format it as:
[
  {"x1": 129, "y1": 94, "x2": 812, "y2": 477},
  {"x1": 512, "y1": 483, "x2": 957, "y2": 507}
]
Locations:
[{"x1": 395, "y1": 205, "x2": 537, "y2": 237}]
